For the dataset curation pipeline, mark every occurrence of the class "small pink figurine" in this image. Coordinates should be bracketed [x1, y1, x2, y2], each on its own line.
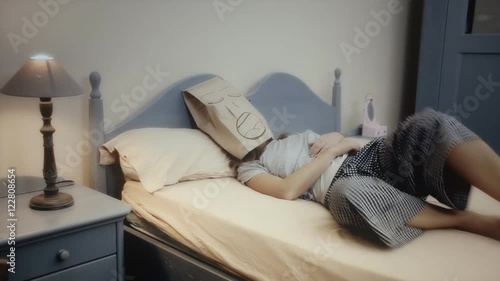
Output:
[362, 94, 388, 138]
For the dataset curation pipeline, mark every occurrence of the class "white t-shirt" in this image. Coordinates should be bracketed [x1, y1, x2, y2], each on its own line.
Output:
[237, 130, 348, 204]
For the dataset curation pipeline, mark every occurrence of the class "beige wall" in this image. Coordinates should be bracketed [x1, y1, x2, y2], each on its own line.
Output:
[0, 0, 413, 187]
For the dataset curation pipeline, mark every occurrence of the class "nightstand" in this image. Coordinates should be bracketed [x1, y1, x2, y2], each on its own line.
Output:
[0, 183, 131, 281]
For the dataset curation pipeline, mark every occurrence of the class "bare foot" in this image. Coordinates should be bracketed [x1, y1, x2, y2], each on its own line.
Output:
[460, 211, 500, 241]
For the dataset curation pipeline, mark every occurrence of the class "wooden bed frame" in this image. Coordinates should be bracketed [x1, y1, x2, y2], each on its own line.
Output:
[88, 69, 343, 280]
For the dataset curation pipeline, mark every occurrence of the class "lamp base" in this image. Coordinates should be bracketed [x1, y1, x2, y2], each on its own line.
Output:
[29, 192, 74, 211]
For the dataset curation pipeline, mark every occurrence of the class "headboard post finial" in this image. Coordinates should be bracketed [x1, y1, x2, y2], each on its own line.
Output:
[89, 71, 106, 194]
[89, 71, 102, 99]
[334, 68, 342, 85]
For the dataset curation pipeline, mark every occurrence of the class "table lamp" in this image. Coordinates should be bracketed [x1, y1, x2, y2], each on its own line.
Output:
[1, 55, 82, 210]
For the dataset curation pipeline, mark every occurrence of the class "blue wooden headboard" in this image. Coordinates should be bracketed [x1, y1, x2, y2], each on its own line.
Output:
[248, 69, 341, 136]
[88, 69, 342, 197]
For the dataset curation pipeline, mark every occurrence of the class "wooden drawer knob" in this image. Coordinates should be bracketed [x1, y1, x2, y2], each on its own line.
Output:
[57, 249, 70, 261]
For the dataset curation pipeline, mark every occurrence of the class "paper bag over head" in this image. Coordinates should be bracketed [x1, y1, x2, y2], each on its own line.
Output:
[183, 77, 273, 159]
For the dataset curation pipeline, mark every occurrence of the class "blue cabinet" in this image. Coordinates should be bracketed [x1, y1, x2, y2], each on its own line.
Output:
[416, 0, 500, 153]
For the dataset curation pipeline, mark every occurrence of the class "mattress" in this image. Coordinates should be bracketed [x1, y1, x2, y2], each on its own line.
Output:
[122, 178, 500, 281]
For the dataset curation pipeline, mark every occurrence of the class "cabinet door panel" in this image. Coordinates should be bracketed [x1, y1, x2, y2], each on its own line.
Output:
[439, 54, 500, 152]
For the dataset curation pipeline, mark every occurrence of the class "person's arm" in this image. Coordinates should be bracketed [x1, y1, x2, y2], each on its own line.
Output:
[246, 138, 359, 200]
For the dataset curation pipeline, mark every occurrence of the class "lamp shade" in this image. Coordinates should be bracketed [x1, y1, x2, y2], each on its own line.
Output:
[1, 56, 82, 98]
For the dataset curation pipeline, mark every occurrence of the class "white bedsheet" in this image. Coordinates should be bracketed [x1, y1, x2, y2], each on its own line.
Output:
[122, 178, 500, 281]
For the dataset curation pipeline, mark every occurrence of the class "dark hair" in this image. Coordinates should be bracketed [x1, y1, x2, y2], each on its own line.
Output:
[228, 133, 289, 170]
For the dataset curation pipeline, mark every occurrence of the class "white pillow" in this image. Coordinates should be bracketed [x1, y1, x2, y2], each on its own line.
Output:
[118, 155, 140, 182]
[99, 128, 236, 193]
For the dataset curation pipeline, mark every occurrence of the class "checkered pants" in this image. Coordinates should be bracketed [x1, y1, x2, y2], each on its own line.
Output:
[324, 109, 479, 248]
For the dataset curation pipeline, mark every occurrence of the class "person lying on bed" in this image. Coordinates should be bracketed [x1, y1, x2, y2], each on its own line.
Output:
[231, 108, 500, 248]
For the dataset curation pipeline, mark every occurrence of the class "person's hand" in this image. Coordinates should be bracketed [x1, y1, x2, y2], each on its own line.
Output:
[309, 132, 344, 157]
[345, 139, 361, 153]
[315, 138, 360, 158]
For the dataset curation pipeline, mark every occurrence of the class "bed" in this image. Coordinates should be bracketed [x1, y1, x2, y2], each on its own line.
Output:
[88, 69, 500, 281]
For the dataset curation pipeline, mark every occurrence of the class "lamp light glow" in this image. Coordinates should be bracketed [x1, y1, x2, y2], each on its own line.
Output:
[30, 54, 54, 60]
